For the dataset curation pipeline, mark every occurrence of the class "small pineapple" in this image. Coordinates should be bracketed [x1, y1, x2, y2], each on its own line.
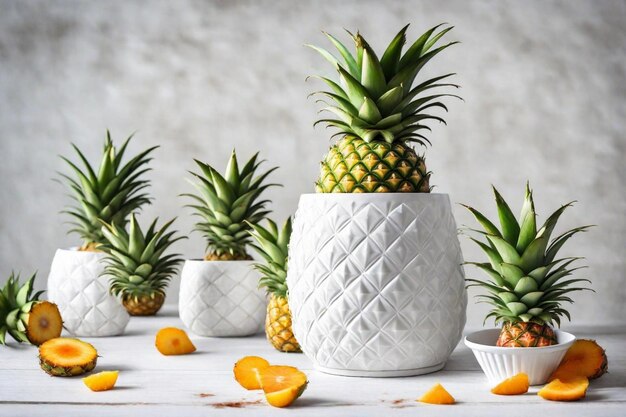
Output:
[184, 150, 278, 260]
[60, 131, 157, 251]
[0, 272, 62, 346]
[248, 218, 301, 353]
[100, 214, 184, 316]
[308, 24, 459, 192]
[464, 183, 592, 347]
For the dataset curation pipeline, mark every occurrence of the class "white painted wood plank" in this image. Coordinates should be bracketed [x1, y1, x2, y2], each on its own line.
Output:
[0, 306, 624, 417]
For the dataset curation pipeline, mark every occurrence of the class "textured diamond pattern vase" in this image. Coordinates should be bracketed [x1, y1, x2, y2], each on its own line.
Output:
[287, 194, 467, 377]
[47, 249, 130, 337]
[179, 260, 265, 337]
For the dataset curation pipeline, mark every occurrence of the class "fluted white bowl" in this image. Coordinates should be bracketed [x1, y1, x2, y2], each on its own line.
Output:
[464, 328, 576, 385]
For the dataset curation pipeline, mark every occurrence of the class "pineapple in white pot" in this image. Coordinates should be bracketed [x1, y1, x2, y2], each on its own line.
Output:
[179, 150, 278, 337]
[47, 131, 157, 336]
[286, 24, 467, 376]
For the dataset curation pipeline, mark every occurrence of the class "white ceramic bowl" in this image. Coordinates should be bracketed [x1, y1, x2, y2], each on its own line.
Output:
[464, 328, 576, 385]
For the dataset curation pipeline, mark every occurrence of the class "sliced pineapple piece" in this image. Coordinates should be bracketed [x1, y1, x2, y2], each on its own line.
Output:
[155, 327, 196, 355]
[26, 301, 63, 346]
[233, 356, 270, 390]
[550, 339, 607, 381]
[419, 383, 455, 405]
[83, 371, 119, 391]
[491, 373, 529, 395]
[39, 338, 97, 377]
[259, 365, 308, 408]
[538, 377, 589, 401]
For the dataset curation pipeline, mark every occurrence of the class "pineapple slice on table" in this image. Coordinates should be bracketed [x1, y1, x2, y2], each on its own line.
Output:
[155, 327, 196, 355]
[419, 383, 455, 405]
[538, 377, 589, 401]
[83, 371, 119, 391]
[491, 373, 529, 395]
[39, 338, 98, 376]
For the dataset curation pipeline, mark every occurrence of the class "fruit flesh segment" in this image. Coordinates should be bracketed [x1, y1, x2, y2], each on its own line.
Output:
[491, 373, 529, 395]
[234, 356, 270, 390]
[419, 383, 455, 405]
[550, 339, 607, 381]
[83, 371, 119, 391]
[155, 327, 196, 355]
[260, 365, 308, 408]
[538, 377, 589, 401]
[27, 301, 63, 346]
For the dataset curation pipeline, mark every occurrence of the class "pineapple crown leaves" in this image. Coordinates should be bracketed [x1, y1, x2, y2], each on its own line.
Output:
[307, 23, 461, 146]
[0, 272, 44, 345]
[247, 217, 292, 297]
[99, 214, 185, 299]
[58, 131, 158, 248]
[183, 149, 280, 259]
[462, 182, 594, 327]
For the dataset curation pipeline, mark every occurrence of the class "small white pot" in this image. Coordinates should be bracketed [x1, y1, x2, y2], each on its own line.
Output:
[464, 328, 576, 385]
[287, 193, 467, 377]
[47, 248, 130, 337]
[178, 260, 265, 337]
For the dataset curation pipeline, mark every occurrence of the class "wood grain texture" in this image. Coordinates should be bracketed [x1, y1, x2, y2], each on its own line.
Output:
[1, 306, 624, 417]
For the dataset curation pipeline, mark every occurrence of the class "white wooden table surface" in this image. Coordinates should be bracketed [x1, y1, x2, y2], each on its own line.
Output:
[1, 305, 624, 417]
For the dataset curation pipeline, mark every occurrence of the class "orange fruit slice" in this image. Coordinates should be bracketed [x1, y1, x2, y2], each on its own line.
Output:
[491, 373, 529, 395]
[538, 377, 589, 401]
[83, 371, 119, 391]
[549, 340, 607, 381]
[260, 365, 308, 408]
[155, 327, 196, 355]
[419, 383, 455, 405]
[233, 356, 270, 390]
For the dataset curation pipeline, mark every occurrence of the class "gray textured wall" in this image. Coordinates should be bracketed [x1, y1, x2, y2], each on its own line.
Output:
[1, 0, 624, 328]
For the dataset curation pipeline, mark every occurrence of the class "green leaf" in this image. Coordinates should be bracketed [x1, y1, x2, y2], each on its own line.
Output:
[516, 183, 536, 252]
[469, 238, 503, 273]
[464, 262, 509, 289]
[487, 235, 522, 265]
[337, 66, 370, 109]
[398, 23, 446, 70]
[498, 292, 518, 303]
[514, 277, 539, 295]
[500, 263, 525, 288]
[380, 24, 408, 80]
[323, 31, 360, 79]
[358, 97, 382, 124]
[375, 86, 404, 115]
[461, 204, 502, 237]
[224, 150, 240, 189]
[506, 302, 528, 315]
[492, 186, 520, 246]
[519, 236, 549, 273]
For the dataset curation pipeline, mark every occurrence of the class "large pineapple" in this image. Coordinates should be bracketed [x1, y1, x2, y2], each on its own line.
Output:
[60, 131, 157, 251]
[464, 184, 592, 347]
[308, 24, 459, 192]
[100, 214, 184, 315]
[248, 218, 301, 353]
[184, 150, 278, 260]
[0, 272, 63, 346]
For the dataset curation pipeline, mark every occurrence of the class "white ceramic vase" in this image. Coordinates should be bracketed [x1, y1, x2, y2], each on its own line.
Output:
[287, 193, 467, 377]
[178, 260, 265, 337]
[47, 248, 130, 337]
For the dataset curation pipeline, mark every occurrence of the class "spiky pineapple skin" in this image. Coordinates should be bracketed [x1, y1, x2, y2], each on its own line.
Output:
[316, 136, 430, 193]
[497, 322, 557, 347]
[266, 295, 301, 353]
[122, 293, 165, 316]
[39, 338, 98, 377]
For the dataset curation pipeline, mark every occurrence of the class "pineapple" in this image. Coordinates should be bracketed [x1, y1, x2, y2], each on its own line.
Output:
[464, 183, 592, 347]
[184, 150, 278, 260]
[100, 214, 184, 316]
[0, 272, 62, 346]
[308, 24, 459, 193]
[83, 371, 119, 391]
[39, 337, 98, 376]
[155, 327, 196, 355]
[248, 218, 301, 353]
[60, 131, 157, 251]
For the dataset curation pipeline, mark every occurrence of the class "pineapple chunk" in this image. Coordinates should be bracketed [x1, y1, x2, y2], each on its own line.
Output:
[259, 365, 308, 408]
[155, 327, 196, 355]
[538, 377, 589, 401]
[26, 301, 63, 346]
[39, 338, 98, 377]
[419, 383, 455, 405]
[233, 356, 270, 390]
[83, 371, 119, 392]
[491, 373, 529, 395]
